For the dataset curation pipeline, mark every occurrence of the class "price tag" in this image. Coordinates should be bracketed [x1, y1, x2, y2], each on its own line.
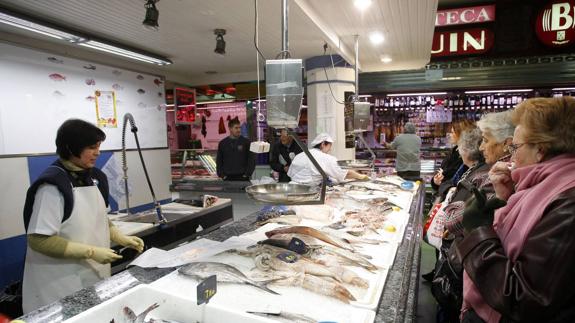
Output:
[288, 237, 307, 254]
[276, 251, 298, 263]
[197, 275, 217, 305]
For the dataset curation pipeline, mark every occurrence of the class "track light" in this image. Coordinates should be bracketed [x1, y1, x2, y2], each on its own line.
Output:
[0, 7, 171, 65]
[142, 0, 159, 31]
[214, 29, 226, 55]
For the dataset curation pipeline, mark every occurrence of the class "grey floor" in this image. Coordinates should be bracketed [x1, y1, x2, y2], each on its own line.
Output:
[417, 242, 438, 323]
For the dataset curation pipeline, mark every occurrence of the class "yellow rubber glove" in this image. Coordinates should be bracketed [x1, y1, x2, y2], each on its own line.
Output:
[27, 234, 122, 264]
[109, 222, 144, 253]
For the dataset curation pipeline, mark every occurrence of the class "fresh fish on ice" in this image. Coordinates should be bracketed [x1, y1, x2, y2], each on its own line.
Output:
[178, 262, 280, 295]
[49, 73, 66, 81]
[121, 302, 159, 323]
[262, 234, 377, 271]
[265, 226, 355, 251]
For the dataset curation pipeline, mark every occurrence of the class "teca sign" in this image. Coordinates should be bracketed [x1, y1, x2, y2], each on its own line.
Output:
[435, 5, 496, 27]
[431, 28, 494, 57]
[536, 0, 575, 47]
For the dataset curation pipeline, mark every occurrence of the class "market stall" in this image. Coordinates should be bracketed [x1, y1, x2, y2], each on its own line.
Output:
[16, 177, 424, 323]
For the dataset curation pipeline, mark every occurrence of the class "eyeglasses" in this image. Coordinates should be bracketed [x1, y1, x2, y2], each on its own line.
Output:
[507, 143, 527, 155]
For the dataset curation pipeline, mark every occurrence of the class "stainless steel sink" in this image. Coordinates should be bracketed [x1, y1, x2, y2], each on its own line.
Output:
[117, 211, 187, 224]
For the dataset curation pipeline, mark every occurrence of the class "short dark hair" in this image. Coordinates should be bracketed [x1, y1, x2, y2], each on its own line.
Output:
[56, 119, 106, 159]
[228, 118, 240, 128]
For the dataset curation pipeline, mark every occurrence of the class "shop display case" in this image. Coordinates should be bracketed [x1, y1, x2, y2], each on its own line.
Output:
[170, 149, 218, 181]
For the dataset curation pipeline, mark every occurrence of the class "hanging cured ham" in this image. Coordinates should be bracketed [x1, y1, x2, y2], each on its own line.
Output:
[218, 116, 226, 134]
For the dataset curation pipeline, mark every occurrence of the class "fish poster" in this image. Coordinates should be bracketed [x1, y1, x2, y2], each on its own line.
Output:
[95, 90, 118, 128]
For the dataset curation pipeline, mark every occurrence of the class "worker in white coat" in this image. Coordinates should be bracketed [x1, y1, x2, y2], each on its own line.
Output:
[288, 133, 368, 186]
[21, 119, 144, 313]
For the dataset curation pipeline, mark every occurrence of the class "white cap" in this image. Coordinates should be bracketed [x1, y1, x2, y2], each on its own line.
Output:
[310, 133, 334, 146]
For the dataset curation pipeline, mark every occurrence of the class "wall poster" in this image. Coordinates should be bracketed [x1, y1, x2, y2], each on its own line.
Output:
[95, 90, 118, 128]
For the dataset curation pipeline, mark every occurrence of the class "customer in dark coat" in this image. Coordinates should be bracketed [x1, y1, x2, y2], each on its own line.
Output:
[216, 118, 255, 181]
[432, 120, 476, 199]
[269, 129, 302, 182]
[458, 97, 575, 322]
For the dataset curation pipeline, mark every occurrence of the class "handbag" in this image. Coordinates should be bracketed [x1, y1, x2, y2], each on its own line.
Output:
[431, 237, 464, 318]
[423, 187, 456, 249]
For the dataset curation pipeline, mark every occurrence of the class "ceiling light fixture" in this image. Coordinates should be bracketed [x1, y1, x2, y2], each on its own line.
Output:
[387, 92, 447, 97]
[354, 0, 372, 10]
[369, 32, 384, 45]
[0, 10, 85, 42]
[142, 0, 159, 31]
[0, 7, 171, 65]
[78, 40, 172, 65]
[464, 89, 533, 94]
[552, 87, 575, 91]
[380, 56, 392, 63]
[214, 29, 226, 55]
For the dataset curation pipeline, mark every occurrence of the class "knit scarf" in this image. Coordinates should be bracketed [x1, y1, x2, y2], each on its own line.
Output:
[462, 154, 575, 322]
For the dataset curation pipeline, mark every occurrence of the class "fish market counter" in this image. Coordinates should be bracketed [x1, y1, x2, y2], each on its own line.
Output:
[17, 182, 424, 323]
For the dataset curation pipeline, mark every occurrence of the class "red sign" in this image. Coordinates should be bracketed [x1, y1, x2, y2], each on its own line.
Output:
[435, 5, 496, 27]
[535, 0, 575, 47]
[431, 28, 494, 57]
[175, 87, 196, 124]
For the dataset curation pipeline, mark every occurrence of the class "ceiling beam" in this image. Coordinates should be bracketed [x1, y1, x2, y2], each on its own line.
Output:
[293, 0, 360, 70]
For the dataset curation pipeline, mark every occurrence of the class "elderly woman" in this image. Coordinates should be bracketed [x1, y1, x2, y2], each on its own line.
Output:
[477, 110, 514, 165]
[432, 119, 476, 193]
[457, 97, 575, 322]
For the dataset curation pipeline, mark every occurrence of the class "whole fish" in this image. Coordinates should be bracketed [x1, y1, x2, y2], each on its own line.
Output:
[122, 303, 159, 323]
[241, 246, 341, 282]
[137, 88, 146, 94]
[248, 244, 368, 288]
[263, 234, 377, 271]
[153, 78, 163, 86]
[321, 227, 383, 245]
[178, 262, 279, 295]
[49, 73, 66, 81]
[265, 226, 354, 251]
[256, 214, 301, 226]
[248, 311, 316, 323]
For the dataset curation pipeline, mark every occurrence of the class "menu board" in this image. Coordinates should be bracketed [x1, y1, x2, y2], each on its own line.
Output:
[175, 87, 196, 124]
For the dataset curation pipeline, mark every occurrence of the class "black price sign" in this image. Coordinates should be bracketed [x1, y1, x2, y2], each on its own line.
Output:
[197, 275, 217, 305]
